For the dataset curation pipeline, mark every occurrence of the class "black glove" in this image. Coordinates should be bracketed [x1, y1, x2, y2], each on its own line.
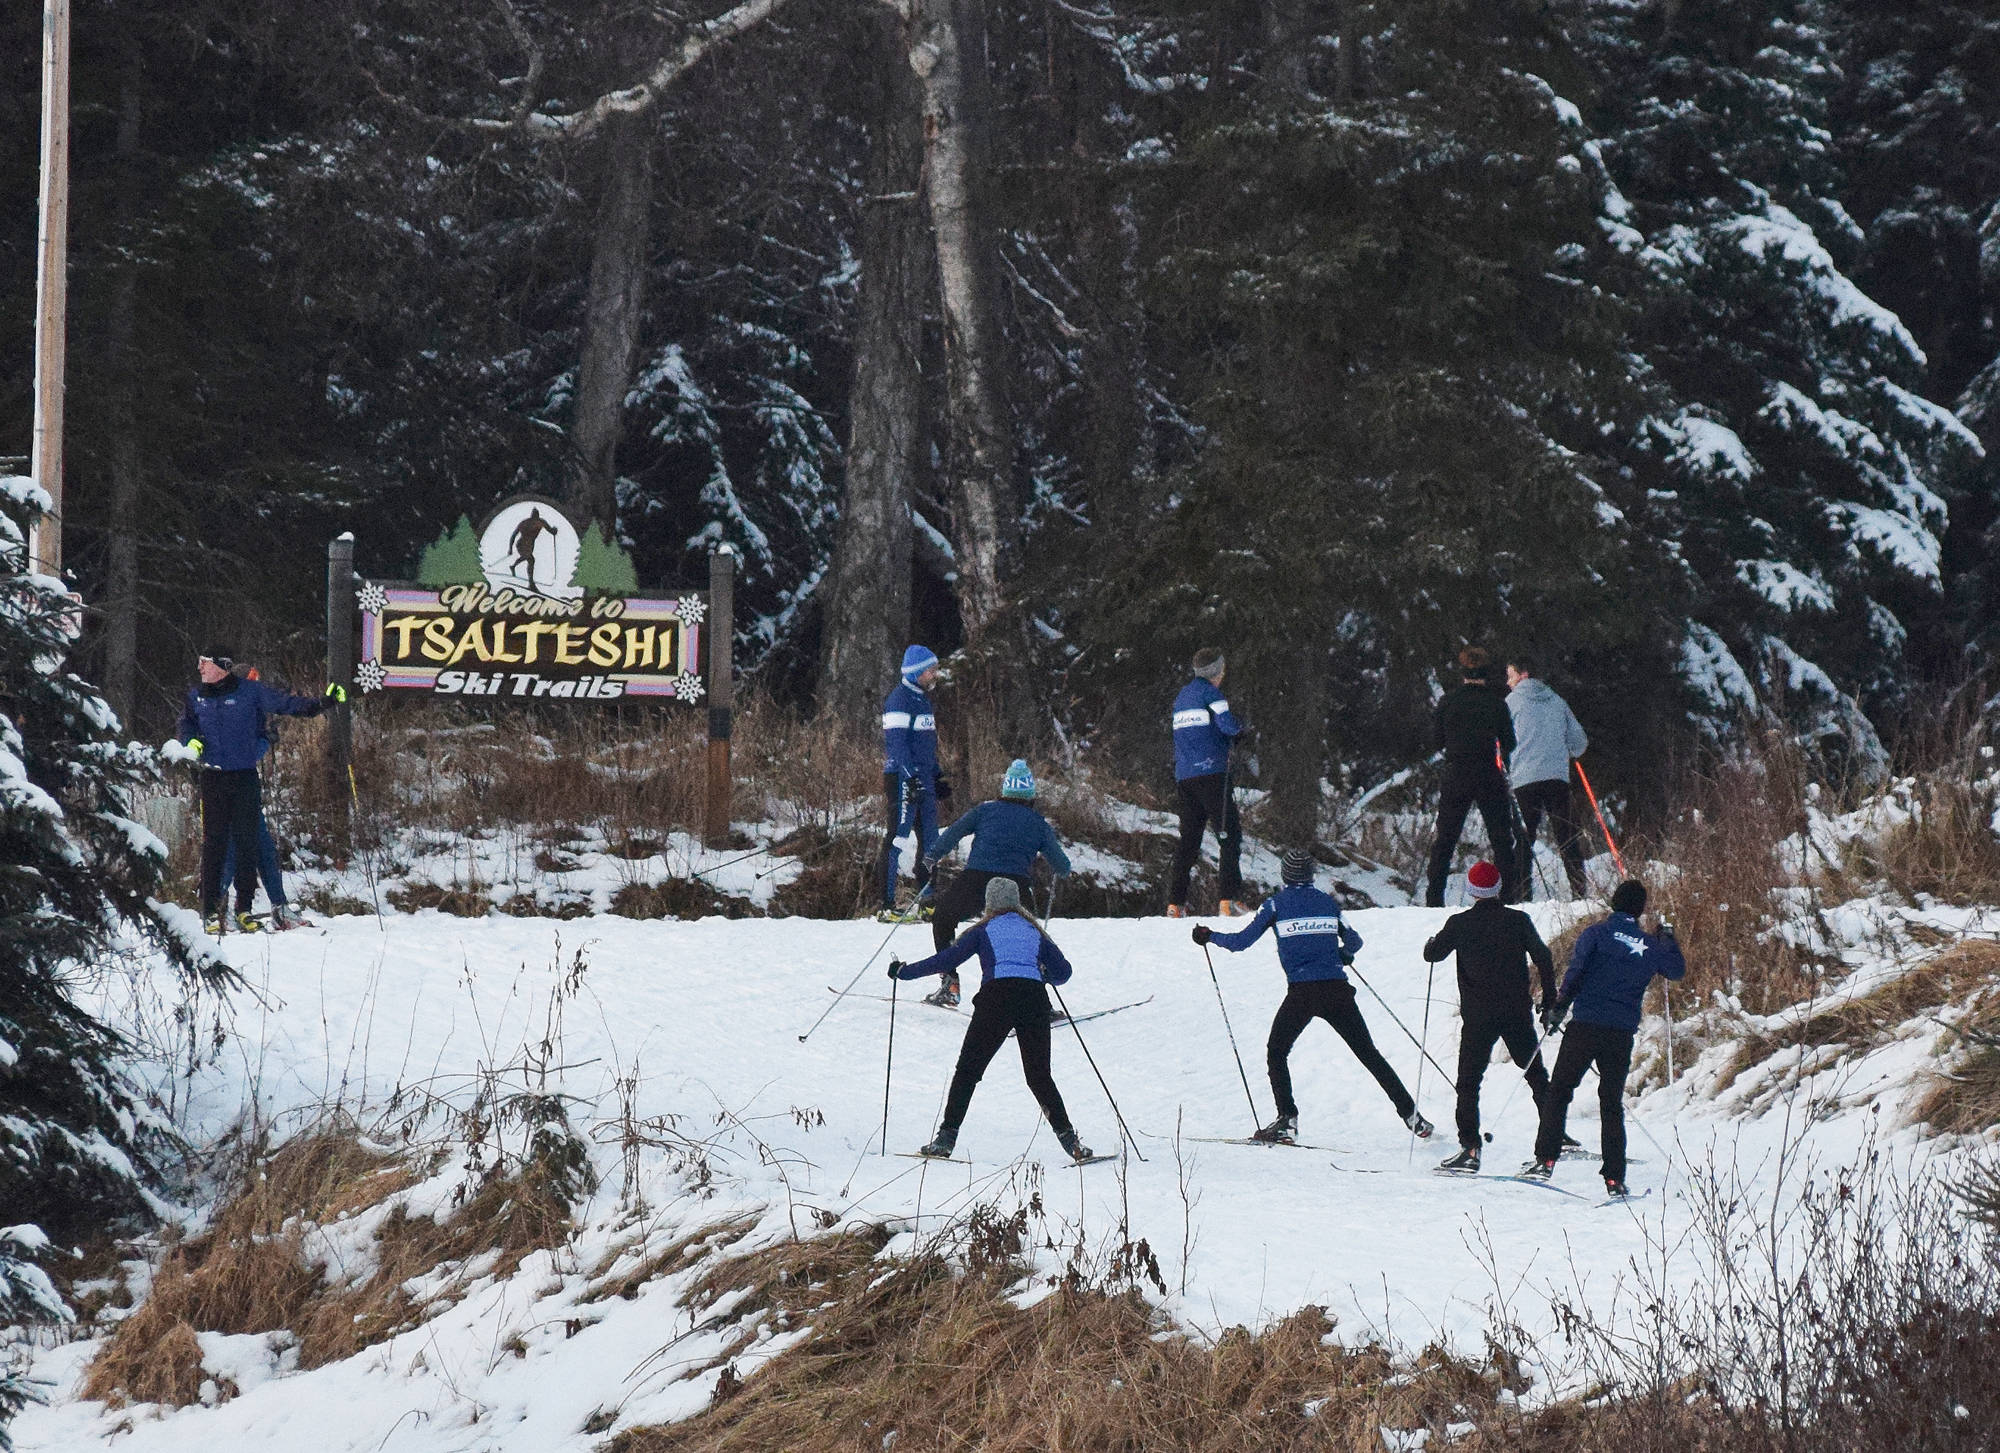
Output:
[933, 773, 952, 804]
[1191, 924, 1212, 946]
[888, 957, 905, 980]
[1540, 998, 1568, 1035]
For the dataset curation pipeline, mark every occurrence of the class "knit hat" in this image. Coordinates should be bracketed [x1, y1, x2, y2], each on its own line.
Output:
[1001, 759, 1037, 800]
[984, 877, 1023, 914]
[199, 648, 236, 672]
[901, 644, 939, 682]
[1191, 647, 1226, 683]
[1281, 848, 1315, 886]
[1610, 880, 1647, 916]
[1466, 861, 1502, 899]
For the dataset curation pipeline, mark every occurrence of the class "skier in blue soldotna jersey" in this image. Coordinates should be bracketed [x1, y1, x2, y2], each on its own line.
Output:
[1169, 646, 1245, 917]
[879, 644, 951, 921]
[1195, 849, 1433, 1144]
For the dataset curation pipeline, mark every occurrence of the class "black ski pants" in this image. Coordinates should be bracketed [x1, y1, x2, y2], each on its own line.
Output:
[1267, 978, 1415, 1122]
[1455, 1005, 1549, 1152]
[932, 869, 1033, 956]
[940, 977, 1074, 1137]
[1515, 779, 1588, 895]
[1425, 769, 1518, 907]
[1534, 1020, 1634, 1180]
[879, 771, 938, 909]
[1170, 772, 1242, 907]
[199, 768, 264, 918]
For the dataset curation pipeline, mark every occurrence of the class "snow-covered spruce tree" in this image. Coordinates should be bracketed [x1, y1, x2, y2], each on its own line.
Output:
[1576, 0, 1986, 753]
[0, 481, 226, 1327]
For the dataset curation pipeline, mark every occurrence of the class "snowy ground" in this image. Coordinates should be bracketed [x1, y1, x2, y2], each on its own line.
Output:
[13, 901, 1981, 1452]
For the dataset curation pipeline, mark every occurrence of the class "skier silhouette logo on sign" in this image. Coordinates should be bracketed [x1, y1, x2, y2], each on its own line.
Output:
[508, 509, 555, 593]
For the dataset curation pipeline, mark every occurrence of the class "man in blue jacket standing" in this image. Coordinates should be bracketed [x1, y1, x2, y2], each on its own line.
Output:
[1523, 880, 1685, 1196]
[1169, 646, 1244, 918]
[880, 644, 950, 921]
[920, 759, 1071, 1007]
[176, 649, 342, 933]
[1195, 849, 1433, 1144]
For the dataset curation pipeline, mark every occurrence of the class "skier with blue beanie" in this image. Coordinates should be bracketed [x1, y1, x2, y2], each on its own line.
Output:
[1195, 848, 1432, 1144]
[920, 759, 1072, 1006]
[1523, 879, 1684, 1197]
[891, 876, 1094, 1163]
[1169, 646, 1245, 917]
[879, 644, 949, 920]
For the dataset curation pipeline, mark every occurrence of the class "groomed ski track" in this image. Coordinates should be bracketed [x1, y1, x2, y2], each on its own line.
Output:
[19, 903, 1959, 1452]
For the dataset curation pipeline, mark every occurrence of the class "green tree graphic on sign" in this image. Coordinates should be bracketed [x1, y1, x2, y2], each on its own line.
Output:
[418, 516, 483, 586]
[572, 521, 639, 595]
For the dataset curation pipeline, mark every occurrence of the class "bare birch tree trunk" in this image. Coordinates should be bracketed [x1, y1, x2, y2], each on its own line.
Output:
[819, 12, 928, 725]
[101, 62, 144, 730]
[567, 110, 655, 533]
[904, 0, 1015, 651]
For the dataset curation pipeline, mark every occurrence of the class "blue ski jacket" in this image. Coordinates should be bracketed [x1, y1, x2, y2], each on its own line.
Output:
[1559, 913, 1686, 1033]
[895, 911, 1073, 988]
[1207, 885, 1362, 984]
[176, 676, 325, 772]
[929, 800, 1072, 878]
[882, 680, 938, 778]
[1172, 678, 1242, 781]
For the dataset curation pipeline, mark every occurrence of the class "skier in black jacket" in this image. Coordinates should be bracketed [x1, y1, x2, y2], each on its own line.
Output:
[1424, 648, 1519, 907]
[1422, 860, 1557, 1173]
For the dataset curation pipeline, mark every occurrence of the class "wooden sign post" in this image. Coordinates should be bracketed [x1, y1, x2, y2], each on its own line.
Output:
[705, 545, 736, 848]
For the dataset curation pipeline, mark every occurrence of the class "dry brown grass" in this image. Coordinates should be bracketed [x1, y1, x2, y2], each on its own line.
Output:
[610, 880, 756, 921]
[1914, 961, 2000, 1135]
[610, 1225, 1504, 1453]
[81, 1127, 581, 1409]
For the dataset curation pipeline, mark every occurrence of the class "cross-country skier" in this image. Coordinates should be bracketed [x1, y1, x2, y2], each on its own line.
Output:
[880, 645, 951, 921]
[1422, 860, 1557, 1174]
[1194, 848, 1433, 1144]
[1505, 656, 1590, 898]
[1522, 880, 1685, 1197]
[1169, 646, 1244, 918]
[1424, 647, 1518, 908]
[176, 650, 344, 934]
[217, 705, 306, 930]
[508, 508, 554, 593]
[919, 759, 1072, 1008]
[891, 877, 1095, 1163]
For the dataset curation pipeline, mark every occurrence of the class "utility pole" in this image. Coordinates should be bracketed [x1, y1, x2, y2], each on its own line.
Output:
[31, 0, 72, 577]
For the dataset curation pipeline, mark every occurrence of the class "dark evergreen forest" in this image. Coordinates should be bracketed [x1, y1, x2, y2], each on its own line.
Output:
[2, 0, 1995, 809]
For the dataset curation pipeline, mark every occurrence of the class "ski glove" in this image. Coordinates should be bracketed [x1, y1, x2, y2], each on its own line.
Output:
[186, 739, 203, 760]
[1540, 999, 1569, 1035]
[1190, 925, 1212, 946]
[888, 957, 906, 980]
[934, 774, 952, 804]
[325, 683, 348, 705]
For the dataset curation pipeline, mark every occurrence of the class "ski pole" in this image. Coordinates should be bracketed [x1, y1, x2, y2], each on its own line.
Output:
[1574, 762, 1628, 877]
[1047, 979, 1145, 1162]
[1343, 962, 1456, 1085]
[1664, 985, 1674, 1082]
[799, 916, 906, 1042]
[1410, 955, 1437, 1161]
[1201, 944, 1262, 1132]
[880, 972, 898, 1153]
[348, 763, 385, 930]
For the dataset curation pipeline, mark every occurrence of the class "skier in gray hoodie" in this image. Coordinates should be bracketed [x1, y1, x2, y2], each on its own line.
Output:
[1505, 657, 1589, 897]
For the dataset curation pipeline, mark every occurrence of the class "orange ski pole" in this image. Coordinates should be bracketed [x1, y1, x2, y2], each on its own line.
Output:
[1574, 761, 1628, 877]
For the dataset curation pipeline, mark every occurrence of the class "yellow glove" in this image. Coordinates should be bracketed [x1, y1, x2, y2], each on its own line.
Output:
[324, 683, 348, 705]
[187, 738, 204, 759]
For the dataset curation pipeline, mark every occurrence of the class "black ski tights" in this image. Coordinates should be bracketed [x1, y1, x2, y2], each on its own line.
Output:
[1266, 979, 1415, 1122]
[939, 977, 1075, 1137]
[199, 768, 263, 917]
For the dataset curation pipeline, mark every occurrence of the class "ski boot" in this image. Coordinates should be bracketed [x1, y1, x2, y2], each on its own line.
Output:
[1250, 1113, 1298, 1145]
[1057, 1129, 1094, 1163]
[234, 912, 264, 934]
[917, 1126, 958, 1159]
[1558, 1132, 1586, 1156]
[1217, 899, 1246, 917]
[1403, 1109, 1434, 1139]
[1165, 904, 1186, 919]
[1438, 1146, 1481, 1175]
[1517, 1158, 1556, 1181]
[923, 975, 961, 1009]
[203, 913, 227, 936]
[1602, 1176, 1631, 1199]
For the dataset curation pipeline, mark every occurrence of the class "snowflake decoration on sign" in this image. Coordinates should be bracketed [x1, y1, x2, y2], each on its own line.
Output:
[674, 595, 708, 628]
[356, 661, 387, 694]
[672, 671, 706, 703]
[356, 581, 388, 615]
